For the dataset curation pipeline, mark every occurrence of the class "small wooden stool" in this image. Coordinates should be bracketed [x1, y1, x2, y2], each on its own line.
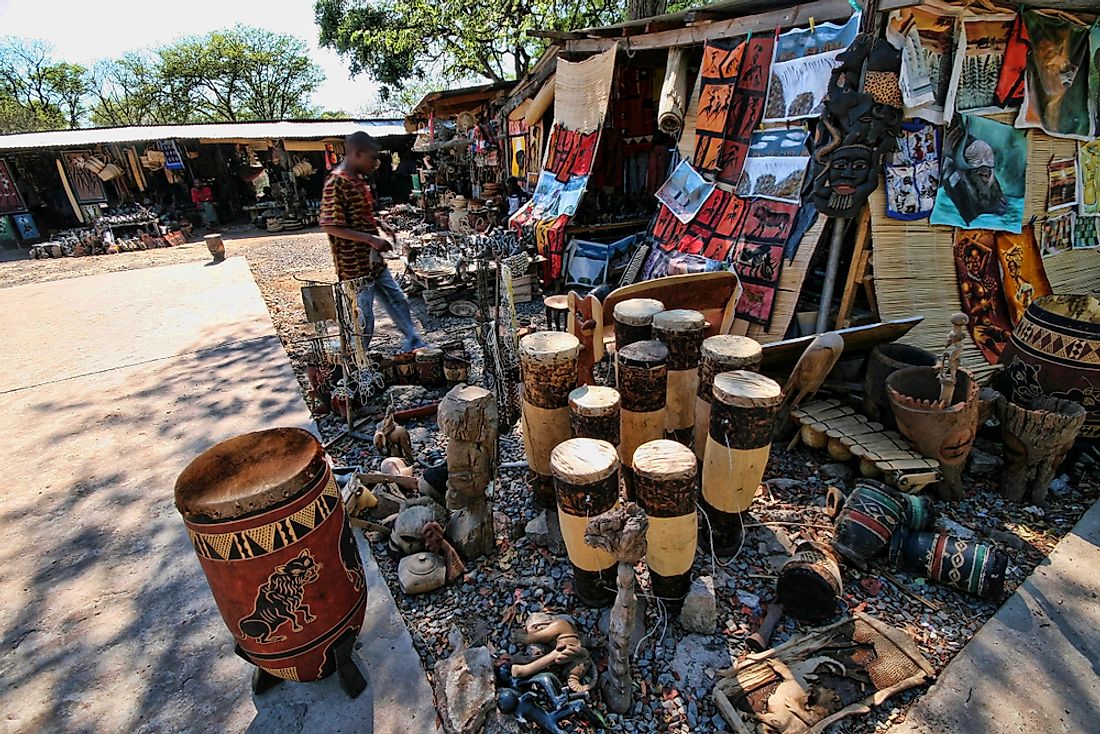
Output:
[543, 294, 569, 331]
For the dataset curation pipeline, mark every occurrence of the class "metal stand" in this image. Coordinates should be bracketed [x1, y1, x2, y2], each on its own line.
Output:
[815, 217, 847, 334]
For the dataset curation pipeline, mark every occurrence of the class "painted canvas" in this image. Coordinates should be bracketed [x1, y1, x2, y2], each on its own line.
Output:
[764, 12, 861, 123]
[1081, 140, 1100, 217]
[656, 160, 716, 224]
[1015, 12, 1093, 141]
[885, 119, 940, 220]
[0, 160, 25, 214]
[1040, 211, 1075, 257]
[732, 199, 798, 325]
[61, 151, 106, 203]
[650, 187, 748, 262]
[734, 129, 810, 204]
[887, 6, 961, 124]
[1047, 157, 1078, 211]
[955, 15, 1015, 114]
[953, 229, 1013, 363]
[930, 114, 1027, 233]
[1073, 214, 1099, 249]
[993, 13, 1029, 108]
[1091, 24, 1100, 135]
[995, 227, 1052, 324]
[0, 216, 16, 245]
[692, 39, 746, 174]
[11, 212, 40, 241]
[716, 37, 775, 186]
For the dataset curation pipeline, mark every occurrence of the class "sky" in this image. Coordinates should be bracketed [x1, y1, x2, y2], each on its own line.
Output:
[0, 0, 384, 116]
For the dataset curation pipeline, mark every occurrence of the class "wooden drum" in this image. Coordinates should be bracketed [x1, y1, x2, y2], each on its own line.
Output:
[520, 331, 581, 509]
[694, 336, 763, 461]
[551, 438, 620, 607]
[633, 439, 698, 609]
[700, 371, 782, 553]
[617, 340, 669, 499]
[174, 428, 367, 693]
[613, 298, 665, 352]
[569, 385, 621, 446]
[652, 309, 707, 445]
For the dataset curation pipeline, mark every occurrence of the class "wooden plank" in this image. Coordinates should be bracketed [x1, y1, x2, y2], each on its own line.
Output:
[760, 316, 923, 368]
[527, 30, 585, 40]
[835, 204, 872, 330]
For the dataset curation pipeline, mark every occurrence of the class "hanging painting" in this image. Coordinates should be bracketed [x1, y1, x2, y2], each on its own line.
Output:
[0, 216, 16, 246]
[11, 212, 39, 242]
[764, 12, 861, 124]
[1073, 215, 1099, 249]
[995, 227, 1053, 324]
[993, 13, 1029, 108]
[930, 114, 1027, 233]
[734, 129, 810, 204]
[1047, 157, 1078, 211]
[0, 160, 25, 214]
[886, 5, 961, 124]
[692, 38, 746, 175]
[1040, 211, 1075, 257]
[716, 37, 775, 186]
[656, 160, 716, 224]
[953, 229, 1014, 363]
[1090, 23, 1100, 134]
[732, 199, 798, 325]
[955, 15, 1015, 114]
[1015, 12, 1094, 141]
[1080, 140, 1100, 217]
[649, 187, 749, 263]
[159, 139, 186, 170]
[61, 151, 106, 204]
[885, 119, 940, 220]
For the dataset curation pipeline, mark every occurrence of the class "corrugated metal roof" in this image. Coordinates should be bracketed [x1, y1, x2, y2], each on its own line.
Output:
[0, 119, 411, 152]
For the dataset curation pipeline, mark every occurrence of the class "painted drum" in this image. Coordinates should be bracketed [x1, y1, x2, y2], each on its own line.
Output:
[831, 481, 934, 568]
[776, 541, 843, 622]
[898, 531, 1008, 600]
[694, 335, 763, 461]
[652, 309, 707, 445]
[393, 352, 417, 384]
[613, 298, 666, 352]
[569, 385, 621, 446]
[996, 294, 1100, 440]
[174, 428, 367, 685]
[617, 340, 669, 500]
[520, 331, 581, 509]
[414, 347, 445, 387]
[551, 438, 620, 607]
[701, 371, 782, 554]
[633, 439, 698, 609]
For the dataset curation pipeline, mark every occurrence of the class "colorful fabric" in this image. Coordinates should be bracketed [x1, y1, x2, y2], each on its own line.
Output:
[320, 170, 385, 282]
[656, 160, 715, 224]
[734, 129, 809, 204]
[692, 39, 746, 174]
[953, 229, 1013, 363]
[885, 119, 940, 220]
[0, 160, 25, 214]
[931, 114, 1027, 233]
[1075, 214, 1100, 249]
[641, 246, 726, 281]
[955, 15, 1015, 114]
[732, 200, 798, 325]
[716, 37, 774, 186]
[650, 187, 749, 262]
[886, 6, 960, 124]
[1040, 211, 1076, 257]
[12, 212, 39, 241]
[993, 13, 1029, 108]
[995, 226, 1053, 324]
[1016, 11, 1094, 140]
[1048, 157, 1078, 211]
[61, 151, 106, 203]
[1080, 139, 1100, 217]
[764, 12, 861, 124]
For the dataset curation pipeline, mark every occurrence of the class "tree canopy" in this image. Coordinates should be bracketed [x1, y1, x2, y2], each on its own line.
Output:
[314, 0, 622, 100]
[0, 38, 92, 133]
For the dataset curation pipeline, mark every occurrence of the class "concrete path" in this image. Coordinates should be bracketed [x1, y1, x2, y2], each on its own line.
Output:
[890, 498, 1100, 734]
[0, 258, 439, 734]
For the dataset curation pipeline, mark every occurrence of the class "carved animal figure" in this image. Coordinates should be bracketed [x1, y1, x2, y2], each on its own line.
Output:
[238, 550, 322, 644]
[511, 613, 596, 693]
[374, 407, 413, 463]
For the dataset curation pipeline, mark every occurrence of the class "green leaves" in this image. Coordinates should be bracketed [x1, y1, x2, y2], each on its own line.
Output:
[0, 38, 91, 132]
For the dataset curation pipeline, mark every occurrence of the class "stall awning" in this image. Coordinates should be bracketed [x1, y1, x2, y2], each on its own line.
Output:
[0, 119, 410, 152]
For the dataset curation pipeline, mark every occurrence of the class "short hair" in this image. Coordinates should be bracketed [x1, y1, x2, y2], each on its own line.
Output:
[345, 131, 379, 153]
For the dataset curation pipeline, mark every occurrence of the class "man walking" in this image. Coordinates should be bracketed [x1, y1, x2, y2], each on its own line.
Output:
[320, 132, 427, 353]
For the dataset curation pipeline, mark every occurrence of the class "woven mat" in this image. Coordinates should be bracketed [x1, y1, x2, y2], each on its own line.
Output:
[555, 46, 617, 133]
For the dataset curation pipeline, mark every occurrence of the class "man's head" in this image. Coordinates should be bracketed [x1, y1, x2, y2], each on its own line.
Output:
[344, 132, 380, 175]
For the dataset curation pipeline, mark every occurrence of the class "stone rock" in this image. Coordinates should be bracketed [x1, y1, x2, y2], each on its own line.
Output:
[968, 447, 1002, 477]
[433, 646, 495, 734]
[820, 463, 853, 482]
[446, 504, 495, 559]
[938, 518, 976, 540]
[680, 576, 717, 634]
[390, 500, 448, 556]
[525, 510, 566, 555]
[483, 709, 521, 734]
[669, 634, 732, 692]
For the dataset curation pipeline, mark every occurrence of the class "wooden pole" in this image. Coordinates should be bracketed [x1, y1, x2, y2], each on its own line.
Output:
[815, 217, 847, 334]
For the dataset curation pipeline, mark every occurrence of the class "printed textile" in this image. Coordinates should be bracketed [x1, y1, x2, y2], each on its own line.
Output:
[764, 13, 861, 124]
[955, 15, 1015, 114]
[993, 13, 1029, 108]
[1015, 11, 1094, 141]
[692, 39, 746, 175]
[995, 227, 1053, 324]
[952, 229, 1014, 363]
[1079, 140, 1100, 217]
[885, 119, 940, 220]
[735, 129, 810, 204]
[732, 200, 798, 325]
[0, 160, 25, 214]
[886, 6, 961, 124]
[656, 160, 715, 224]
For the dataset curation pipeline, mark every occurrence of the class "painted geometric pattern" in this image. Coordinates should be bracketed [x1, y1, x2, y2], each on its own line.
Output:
[1014, 319, 1100, 367]
[265, 666, 300, 681]
[188, 481, 340, 561]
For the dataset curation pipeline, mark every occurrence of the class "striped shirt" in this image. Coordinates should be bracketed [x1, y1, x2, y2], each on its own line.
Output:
[320, 170, 386, 282]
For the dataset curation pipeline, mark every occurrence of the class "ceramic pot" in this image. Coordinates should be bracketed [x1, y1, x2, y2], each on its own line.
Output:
[398, 552, 446, 594]
[996, 294, 1100, 441]
[898, 531, 1007, 600]
[862, 343, 937, 427]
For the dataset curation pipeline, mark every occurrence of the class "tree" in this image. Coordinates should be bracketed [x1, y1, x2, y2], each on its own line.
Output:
[315, 0, 621, 100]
[0, 38, 91, 132]
[90, 53, 196, 127]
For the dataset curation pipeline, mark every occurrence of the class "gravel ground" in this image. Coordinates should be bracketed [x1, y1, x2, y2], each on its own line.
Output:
[7, 227, 1097, 734]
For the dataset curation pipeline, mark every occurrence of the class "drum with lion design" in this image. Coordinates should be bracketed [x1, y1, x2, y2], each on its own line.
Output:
[174, 427, 367, 683]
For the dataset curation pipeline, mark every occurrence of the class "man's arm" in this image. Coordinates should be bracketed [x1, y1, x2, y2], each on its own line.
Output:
[321, 224, 392, 251]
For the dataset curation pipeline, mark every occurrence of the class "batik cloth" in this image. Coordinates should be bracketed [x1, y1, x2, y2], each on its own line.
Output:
[995, 226, 1053, 324]
[953, 229, 1014, 363]
[885, 119, 940, 220]
[732, 200, 798, 326]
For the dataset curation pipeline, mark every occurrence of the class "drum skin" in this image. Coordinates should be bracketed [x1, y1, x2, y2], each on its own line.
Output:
[175, 428, 367, 683]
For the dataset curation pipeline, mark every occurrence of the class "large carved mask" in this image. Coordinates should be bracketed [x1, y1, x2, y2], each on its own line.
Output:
[811, 34, 903, 218]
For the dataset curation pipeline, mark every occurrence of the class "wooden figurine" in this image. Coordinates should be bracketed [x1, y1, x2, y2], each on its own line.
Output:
[567, 290, 603, 386]
[936, 313, 968, 408]
[374, 406, 414, 463]
[511, 613, 596, 693]
[695, 335, 763, 462]
[652, 309, 707, 445]
[437, 384, 498, 559]
[584, 502, 649, 715]
[775, 332, 844, 434]
[617, 340, 669, 500]
[550, 438, 620, 607]
[520, 332, 581, 509]
[996, 396, 1086, 503]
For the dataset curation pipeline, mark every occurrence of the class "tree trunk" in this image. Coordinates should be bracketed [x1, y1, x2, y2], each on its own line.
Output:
[628, 0, 668, 21]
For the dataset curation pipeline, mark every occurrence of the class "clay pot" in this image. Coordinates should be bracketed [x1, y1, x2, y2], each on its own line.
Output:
[897, 531, 1007, 600]
[996, 396, 1086, 504]
[398, 552, 446, 594]
[996, 295, 1100, 441]
[776, 541, 843, 622]
[862, 343, 937, 427]
[887, 366, 979, 501]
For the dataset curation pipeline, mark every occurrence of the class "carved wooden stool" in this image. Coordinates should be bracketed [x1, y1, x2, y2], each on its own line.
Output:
[543, 294, 570, 331]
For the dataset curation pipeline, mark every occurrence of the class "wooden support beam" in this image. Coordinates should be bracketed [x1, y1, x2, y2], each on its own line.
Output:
[835, 205, 872, 330]
[527, 30, 585, 40]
